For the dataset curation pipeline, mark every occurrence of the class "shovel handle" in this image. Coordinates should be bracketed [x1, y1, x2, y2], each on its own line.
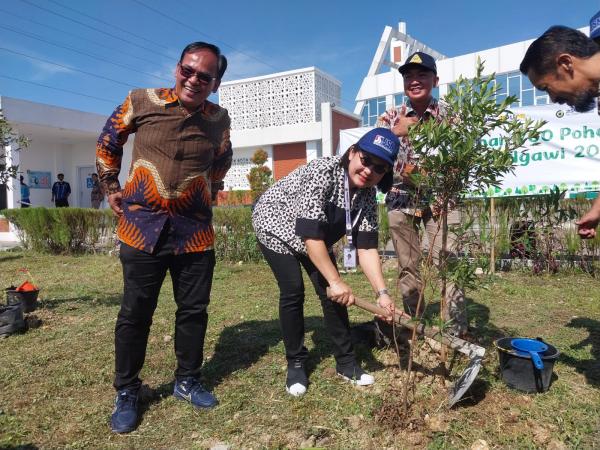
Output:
[352, 296, 485, 358]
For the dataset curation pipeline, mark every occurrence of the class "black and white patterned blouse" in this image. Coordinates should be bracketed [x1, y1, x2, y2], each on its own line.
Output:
[252, 156, 379, 255]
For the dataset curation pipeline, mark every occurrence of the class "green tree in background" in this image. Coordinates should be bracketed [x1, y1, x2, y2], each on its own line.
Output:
[1, 109, 29, 184]
[247, 148, 273, 201]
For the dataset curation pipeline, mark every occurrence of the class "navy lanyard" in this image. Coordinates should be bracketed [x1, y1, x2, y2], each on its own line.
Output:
[344, 173, 361, 247]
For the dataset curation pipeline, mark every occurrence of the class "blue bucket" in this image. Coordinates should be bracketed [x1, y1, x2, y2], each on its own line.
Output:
[495, 337, 559, 393]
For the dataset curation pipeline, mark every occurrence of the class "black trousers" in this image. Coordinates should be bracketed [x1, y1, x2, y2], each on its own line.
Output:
[55, 199, 69, 207]
[114, 241, 215, 391]
[259, 243, 355, 368]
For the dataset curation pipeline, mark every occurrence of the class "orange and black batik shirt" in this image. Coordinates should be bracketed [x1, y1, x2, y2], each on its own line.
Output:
[96, 88, 232, 255]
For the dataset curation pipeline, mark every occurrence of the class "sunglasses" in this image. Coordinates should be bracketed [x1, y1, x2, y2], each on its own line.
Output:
[178, 63, 217, 85]
[358, 152, 390, 174]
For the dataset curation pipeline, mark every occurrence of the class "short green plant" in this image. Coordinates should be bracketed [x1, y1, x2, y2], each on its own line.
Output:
[213, 206, 262, 262]
[246, 148, 273, 201]
[525, 186, 579, 274]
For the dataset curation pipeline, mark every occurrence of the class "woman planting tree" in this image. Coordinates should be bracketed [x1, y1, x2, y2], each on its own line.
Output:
[252, 128, 406, 397]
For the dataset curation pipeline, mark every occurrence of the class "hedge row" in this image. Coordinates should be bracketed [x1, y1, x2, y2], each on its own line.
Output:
[2, 205, 391, 260]
[1, 207, 117, 254]
[212, 206, 262, 262]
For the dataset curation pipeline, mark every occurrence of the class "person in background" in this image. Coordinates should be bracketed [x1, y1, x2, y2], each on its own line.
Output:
[519, 26, 600, 239]
[97, 41, 231, 434]
[90, 173, 104, 209]
[20, 175, 30, 208]
[252, 128, 404, 397]
[377, 51, 467, 337]
[51, 173, 71, 207]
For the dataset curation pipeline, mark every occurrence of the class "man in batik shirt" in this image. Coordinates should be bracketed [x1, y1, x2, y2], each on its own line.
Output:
[377, 51, 467, 337]
[97, 42, 232, 433]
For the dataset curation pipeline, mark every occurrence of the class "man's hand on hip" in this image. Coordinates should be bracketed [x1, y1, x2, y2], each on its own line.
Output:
[108, 191, 124, 217]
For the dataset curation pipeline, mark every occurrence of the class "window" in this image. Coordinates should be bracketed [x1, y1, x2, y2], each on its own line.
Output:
[442, 71, 550, 107]
[493, 71, 549, 107]
[360, 96, 387, 126]
[393, 88, 438, 109]
[394, 93, 406, 107]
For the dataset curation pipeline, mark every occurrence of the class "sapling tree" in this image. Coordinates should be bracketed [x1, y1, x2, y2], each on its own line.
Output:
[396, 59, 545, 415]
[0, 109, 29, 185]
[246, 148, 273, 201]
[409, 59, 545, 314]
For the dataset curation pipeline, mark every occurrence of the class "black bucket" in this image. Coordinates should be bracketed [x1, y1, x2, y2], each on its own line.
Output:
[495, 337, 559, 393]
[0, 304, 25, 336]
[6, 288, 39, 313]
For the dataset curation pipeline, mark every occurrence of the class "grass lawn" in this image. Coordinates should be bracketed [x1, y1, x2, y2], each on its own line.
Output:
[1, 250, 599, 449]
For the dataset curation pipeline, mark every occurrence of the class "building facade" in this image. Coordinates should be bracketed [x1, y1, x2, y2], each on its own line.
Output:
[219, 66, 360, 191]
[0, 96, 134, 211]
[354, 22, 591, 126]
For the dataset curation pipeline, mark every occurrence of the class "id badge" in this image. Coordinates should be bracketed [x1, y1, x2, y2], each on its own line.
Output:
[343, 244, 357, 269]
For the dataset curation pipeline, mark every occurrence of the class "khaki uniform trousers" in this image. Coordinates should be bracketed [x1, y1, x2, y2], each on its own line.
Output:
[388, 208, 467, 334]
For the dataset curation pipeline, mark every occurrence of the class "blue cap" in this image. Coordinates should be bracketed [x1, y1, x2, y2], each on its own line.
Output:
[356, 128, 400, 166]
[591, 10, 600, 41]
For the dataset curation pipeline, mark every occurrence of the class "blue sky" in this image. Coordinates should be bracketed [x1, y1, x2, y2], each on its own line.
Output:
[0, 0, 598, 116]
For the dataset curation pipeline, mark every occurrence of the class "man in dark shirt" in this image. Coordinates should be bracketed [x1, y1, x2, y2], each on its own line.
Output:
[96, 41, 232, 433]
[51, 173, 71, 207]
[520, 26, 600, 240]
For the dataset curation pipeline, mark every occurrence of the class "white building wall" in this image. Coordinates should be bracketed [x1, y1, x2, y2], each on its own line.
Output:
[306, 140, 320, 162]
[220, 67, 342, 132]
[1, 96, 134, 210]
[19, 140, 67, 208]
[314, 71, 342, 121]
[224, 145, 273, 191]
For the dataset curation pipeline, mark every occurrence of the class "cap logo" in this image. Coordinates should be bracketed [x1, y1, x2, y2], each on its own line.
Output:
[373, 134, 394, 154]
[410, 54, 423, 64]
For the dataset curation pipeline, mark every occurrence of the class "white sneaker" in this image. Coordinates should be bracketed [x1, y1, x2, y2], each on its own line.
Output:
[337, 365, 375, 386]
[286, 360, 308, 396]
[286, 383, 307, 396]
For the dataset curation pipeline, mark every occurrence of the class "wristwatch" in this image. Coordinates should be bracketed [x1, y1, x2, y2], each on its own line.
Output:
[375, 288, 389, 299]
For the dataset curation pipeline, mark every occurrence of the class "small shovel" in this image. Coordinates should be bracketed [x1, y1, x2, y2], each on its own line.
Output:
[350, 296, 485, 407]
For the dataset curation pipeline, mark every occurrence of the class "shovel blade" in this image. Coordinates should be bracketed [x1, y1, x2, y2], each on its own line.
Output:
[447, 355, 483, 407]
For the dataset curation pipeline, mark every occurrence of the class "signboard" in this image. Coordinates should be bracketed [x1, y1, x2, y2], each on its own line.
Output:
[480, 104, 600, 197]
[339, 103, 600, 198]
[27, 171, 51, 189]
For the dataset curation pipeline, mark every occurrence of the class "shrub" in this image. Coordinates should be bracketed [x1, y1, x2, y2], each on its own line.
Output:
[1, 207, 116, 254]
[216, 189, 252, 206]
[213, 206, 262, 262]
[247, 149, 273, 201]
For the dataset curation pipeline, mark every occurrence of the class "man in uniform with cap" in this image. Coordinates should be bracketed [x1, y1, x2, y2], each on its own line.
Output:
[376, 51, 468, 337]
[520, 26, 600, 239]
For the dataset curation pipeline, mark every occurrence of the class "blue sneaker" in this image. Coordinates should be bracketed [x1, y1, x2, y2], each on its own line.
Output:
[110, 389, 139, 433]
[173, 377, 218, 409]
